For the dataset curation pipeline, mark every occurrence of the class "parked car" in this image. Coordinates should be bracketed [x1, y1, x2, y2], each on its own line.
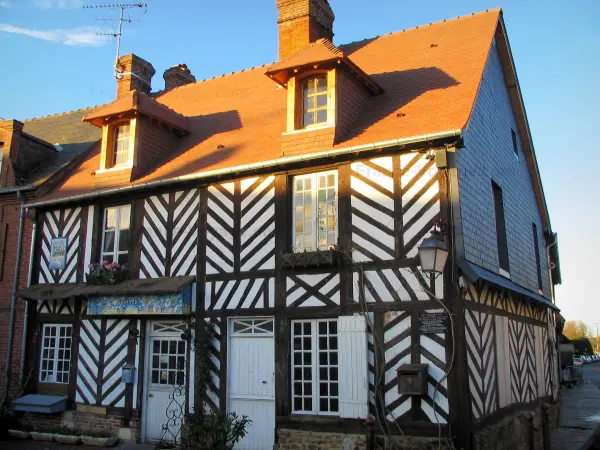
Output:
[574, 357, 583, 367]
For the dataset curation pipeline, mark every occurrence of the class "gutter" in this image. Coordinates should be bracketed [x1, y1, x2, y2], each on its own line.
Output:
[2, 191, 26, 407]
[28, 129, 462, 208]
[0, 185, 34, 195]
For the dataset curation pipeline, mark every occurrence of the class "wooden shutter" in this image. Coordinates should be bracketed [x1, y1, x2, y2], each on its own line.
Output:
[338, 315, 368, 418]
[495, 315, 511, 408]
[0, 221, 7, 280]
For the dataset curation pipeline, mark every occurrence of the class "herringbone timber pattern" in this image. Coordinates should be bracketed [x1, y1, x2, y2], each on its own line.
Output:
[39, 208, 82, 284]
[100, 319, 129, 407]
[76, 319, 101, 404]
[240, 176, 276, 271]
[383, 311, 411, 421]
[171, 189, 200, 276]
[206, 183, 235, 274]
[350, 157, 395, 262]
[420, 310, 449, 424]
[465, 309, 498, 419]
[140, 194, 169, 279]
[205, 278, 275, 310]
[353, 268, 442, 303]
[400, 153, 440, 257]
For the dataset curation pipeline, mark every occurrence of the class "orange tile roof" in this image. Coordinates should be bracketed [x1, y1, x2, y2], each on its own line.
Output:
[35, 8, 501, 203]
[84, 91, 189, 132]
[267, 38, 344, 73]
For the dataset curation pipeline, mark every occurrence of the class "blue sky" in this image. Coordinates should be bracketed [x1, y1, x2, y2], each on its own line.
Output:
[1, 1, 598, 326]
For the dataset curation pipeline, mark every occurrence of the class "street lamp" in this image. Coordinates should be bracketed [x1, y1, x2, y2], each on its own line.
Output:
[418, 229, 449, 275]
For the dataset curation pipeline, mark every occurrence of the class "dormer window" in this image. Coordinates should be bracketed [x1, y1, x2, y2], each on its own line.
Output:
[302, 76, 328, 127]
[112, 123, 131, 167]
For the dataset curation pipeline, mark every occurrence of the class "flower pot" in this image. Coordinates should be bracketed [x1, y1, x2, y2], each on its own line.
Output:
[55, 434, 82, 444]
[81, 436, 118, 447]
[8, 429, 31, 439]
[30, 431, 55, 441]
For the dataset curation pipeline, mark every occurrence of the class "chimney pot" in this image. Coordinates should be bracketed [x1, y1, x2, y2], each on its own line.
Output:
[163, 64, 196, 90]
[116, 53, 156, 99]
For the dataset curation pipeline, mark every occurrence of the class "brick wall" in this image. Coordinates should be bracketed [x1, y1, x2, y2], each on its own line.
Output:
[281, 126, 335, 156]
[133, 115, 179, 180]
[459, 41, 551, 296]
[336, 68, 370, 142]
[0, 193, 34, 404]
[94, 167, 133, 189]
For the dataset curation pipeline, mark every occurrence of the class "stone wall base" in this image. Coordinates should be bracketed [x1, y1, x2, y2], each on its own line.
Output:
[276, 429, 455, 450]
[472, 401, 560, 450]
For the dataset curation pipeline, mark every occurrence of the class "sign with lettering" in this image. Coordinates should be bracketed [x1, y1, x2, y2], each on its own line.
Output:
[87, 285, 193, 316]
[417, 312, 449, 334]
[49, 237, 68, 270]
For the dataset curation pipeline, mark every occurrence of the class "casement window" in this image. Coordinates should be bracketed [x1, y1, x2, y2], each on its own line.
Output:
[292, 319, 339, 415]
[291, 316, 368, 418]
[492, 182, 510, 275]
[293, 171, 338, 252]
[532, 223, 543, 291]
[112, 123, 131, 167]
[302, 76, 328, 127]
[511, 129, 518, 156]
[101, 205, 131, 265]
[39, 324, 72, 384]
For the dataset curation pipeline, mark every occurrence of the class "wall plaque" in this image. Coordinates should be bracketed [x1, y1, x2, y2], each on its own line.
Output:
[49, 237, 68, 270]
[417, 312, 449, 334]
[87, 285, 192, 315]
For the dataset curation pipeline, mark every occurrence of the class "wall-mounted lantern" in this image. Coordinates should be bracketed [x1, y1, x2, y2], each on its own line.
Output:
[121, 363, 136, 384]
[418, 229, 449, 276]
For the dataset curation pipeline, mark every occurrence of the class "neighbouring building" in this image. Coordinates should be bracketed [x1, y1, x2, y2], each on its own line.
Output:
[0, 112, 100, 406]
[12, 2, 561, 449]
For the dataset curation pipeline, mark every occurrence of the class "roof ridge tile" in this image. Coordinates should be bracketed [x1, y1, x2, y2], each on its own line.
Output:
[23, 104, 107, 123]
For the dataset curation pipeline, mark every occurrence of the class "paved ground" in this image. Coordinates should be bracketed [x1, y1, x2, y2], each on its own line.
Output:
[549, 363, 600, 450]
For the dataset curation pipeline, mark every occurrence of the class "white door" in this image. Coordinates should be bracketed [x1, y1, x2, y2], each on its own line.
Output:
[228, 318, 275, 450]
[144, 322, 187, 442]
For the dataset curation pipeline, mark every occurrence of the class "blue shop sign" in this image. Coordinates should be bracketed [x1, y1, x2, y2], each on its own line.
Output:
[88, 284, 192, 315]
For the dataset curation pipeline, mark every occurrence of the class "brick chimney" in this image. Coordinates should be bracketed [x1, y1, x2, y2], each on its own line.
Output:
[276, 0, 335, 60]
[163, 64, 196, 91]
[0, 120, 23, 187]
[116, 53, 156, 98]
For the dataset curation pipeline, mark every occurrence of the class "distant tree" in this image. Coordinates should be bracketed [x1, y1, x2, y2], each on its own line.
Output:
[563, 320, 591, 340]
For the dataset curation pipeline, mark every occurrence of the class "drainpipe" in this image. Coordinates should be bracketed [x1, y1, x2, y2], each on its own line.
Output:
[2, 191, 26, 407]
[19, 209, 36, 390]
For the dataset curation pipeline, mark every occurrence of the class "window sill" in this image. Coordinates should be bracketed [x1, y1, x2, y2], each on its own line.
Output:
[283, 125, 335, 136]
[96, 165, 133, 175]
[282, 249, 339, 268]
[498, 268, 511, 279]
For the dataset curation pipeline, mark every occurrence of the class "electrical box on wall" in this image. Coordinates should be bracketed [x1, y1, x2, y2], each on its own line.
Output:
[397, 363, 428, 396]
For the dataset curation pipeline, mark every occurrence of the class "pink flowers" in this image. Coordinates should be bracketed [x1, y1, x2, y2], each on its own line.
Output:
[88, 261, 126, 272]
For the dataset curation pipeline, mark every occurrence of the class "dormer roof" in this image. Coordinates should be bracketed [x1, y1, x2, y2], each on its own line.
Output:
[83, 91, 190, 133]
[265, 38, 382, 94]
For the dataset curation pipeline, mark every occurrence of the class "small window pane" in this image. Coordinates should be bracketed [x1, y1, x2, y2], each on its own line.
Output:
[316, 109, 327, 124]
[317, 94, 327, 108]
[304, 112, 314, 126]
[316, 77, 327, 92]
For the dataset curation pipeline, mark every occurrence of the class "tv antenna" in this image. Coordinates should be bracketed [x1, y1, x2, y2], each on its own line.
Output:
[84, 1, 148, 80]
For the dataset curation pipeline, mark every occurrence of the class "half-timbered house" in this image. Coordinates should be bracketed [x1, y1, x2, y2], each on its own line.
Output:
[14, 2, 561, 449]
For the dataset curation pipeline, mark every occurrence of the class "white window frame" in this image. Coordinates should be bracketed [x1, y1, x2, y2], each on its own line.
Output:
[301, 76, 328, 128]
[112, 123, 131, 167]
[292, 170, 338, 252]
[291, 318, 339, 416]
[100, 205, 131, 264]
[39, 324, 72, 384]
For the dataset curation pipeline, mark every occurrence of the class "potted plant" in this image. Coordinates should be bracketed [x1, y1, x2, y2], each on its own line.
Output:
[30, 426, 55, 442]
[81, 428, 118, 447]
[54, 425, 82, 445]
[86, 261, 127, 285]
[7, 424, 31, 440]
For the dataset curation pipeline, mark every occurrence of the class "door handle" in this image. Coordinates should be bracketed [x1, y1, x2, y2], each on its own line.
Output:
[262, 381, 267, 384]
[149, 394, 154, 397]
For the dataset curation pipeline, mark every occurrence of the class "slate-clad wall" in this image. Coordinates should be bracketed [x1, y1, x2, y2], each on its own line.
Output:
[459, 41, 551, 297]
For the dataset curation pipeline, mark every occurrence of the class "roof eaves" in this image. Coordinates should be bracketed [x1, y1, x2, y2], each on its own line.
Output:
[27, 129, 462, 208]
